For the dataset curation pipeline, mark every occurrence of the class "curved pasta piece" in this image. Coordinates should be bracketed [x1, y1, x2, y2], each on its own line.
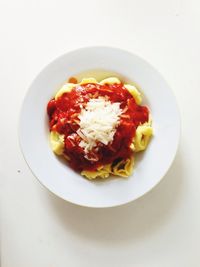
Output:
[99, 77, 121, 85]
[50, 131, 65, 155]
[112, 157, 134, 177]
[81, 164, 111, 179]
[55, 83, 75, 100]
[133, 123, 153, 152]
[124, 84, 142, 105]
[80, 78, 97, 85]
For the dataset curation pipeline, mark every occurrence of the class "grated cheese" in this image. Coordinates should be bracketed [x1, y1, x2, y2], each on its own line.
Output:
[77, 97, 122, 153]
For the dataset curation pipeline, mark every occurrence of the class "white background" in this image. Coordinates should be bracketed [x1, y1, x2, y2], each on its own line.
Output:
[0, 0, 200, 266]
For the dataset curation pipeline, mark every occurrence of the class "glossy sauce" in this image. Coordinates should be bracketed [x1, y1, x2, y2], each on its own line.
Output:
[47, 83, 149, 171]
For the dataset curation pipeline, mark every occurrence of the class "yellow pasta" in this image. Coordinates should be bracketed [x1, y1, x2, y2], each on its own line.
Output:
[81, 164, 111, 179]
[55, 83, 75, 100]
[133, 122, 153, 152]
[80, 78, 97, 84]
[81, 157, 134, 179]
[124, 84, 142, 105]
[111, 157, 134, 177]
[99, 77, 121, 85]
[50, 131, 65, 155]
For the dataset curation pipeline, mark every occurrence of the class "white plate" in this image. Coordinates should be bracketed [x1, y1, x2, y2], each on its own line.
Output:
[19, 46, 180, 208]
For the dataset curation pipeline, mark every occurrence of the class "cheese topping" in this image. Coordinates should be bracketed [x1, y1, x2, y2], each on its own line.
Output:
[77, 97, 122, 153]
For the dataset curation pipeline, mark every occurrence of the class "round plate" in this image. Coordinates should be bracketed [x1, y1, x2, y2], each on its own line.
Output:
[19, 46, 180, 208]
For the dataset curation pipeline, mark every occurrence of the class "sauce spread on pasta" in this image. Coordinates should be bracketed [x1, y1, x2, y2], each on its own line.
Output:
[47, 82, 149, 171]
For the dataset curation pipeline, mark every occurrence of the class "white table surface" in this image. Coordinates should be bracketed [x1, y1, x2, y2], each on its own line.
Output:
[1, 0, 200, 266]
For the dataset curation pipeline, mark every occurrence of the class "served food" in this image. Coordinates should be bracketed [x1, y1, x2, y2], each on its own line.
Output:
[47, 77, 153, 179]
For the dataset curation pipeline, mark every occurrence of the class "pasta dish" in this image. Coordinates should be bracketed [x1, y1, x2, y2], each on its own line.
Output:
[47, 77, 153, 179]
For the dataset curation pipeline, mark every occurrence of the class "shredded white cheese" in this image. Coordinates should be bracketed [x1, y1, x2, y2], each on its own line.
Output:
[77, 97, 122, 153]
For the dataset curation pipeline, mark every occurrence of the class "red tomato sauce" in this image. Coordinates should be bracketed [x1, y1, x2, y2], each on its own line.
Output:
[47, 83, 149, 171]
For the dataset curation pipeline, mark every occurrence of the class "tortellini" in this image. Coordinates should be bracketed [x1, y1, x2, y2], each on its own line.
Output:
[55, 83, 75, 100]
[99, 77, 121, 85]
[81, 157, 134, 179]
[124, 84, 142, 105]
[80, 78, 97, 84]
[111, 157, 134, 177]
[50, 131, 65, 155]
[81, 164, 111, 179]
[132, 121, 153, 152]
